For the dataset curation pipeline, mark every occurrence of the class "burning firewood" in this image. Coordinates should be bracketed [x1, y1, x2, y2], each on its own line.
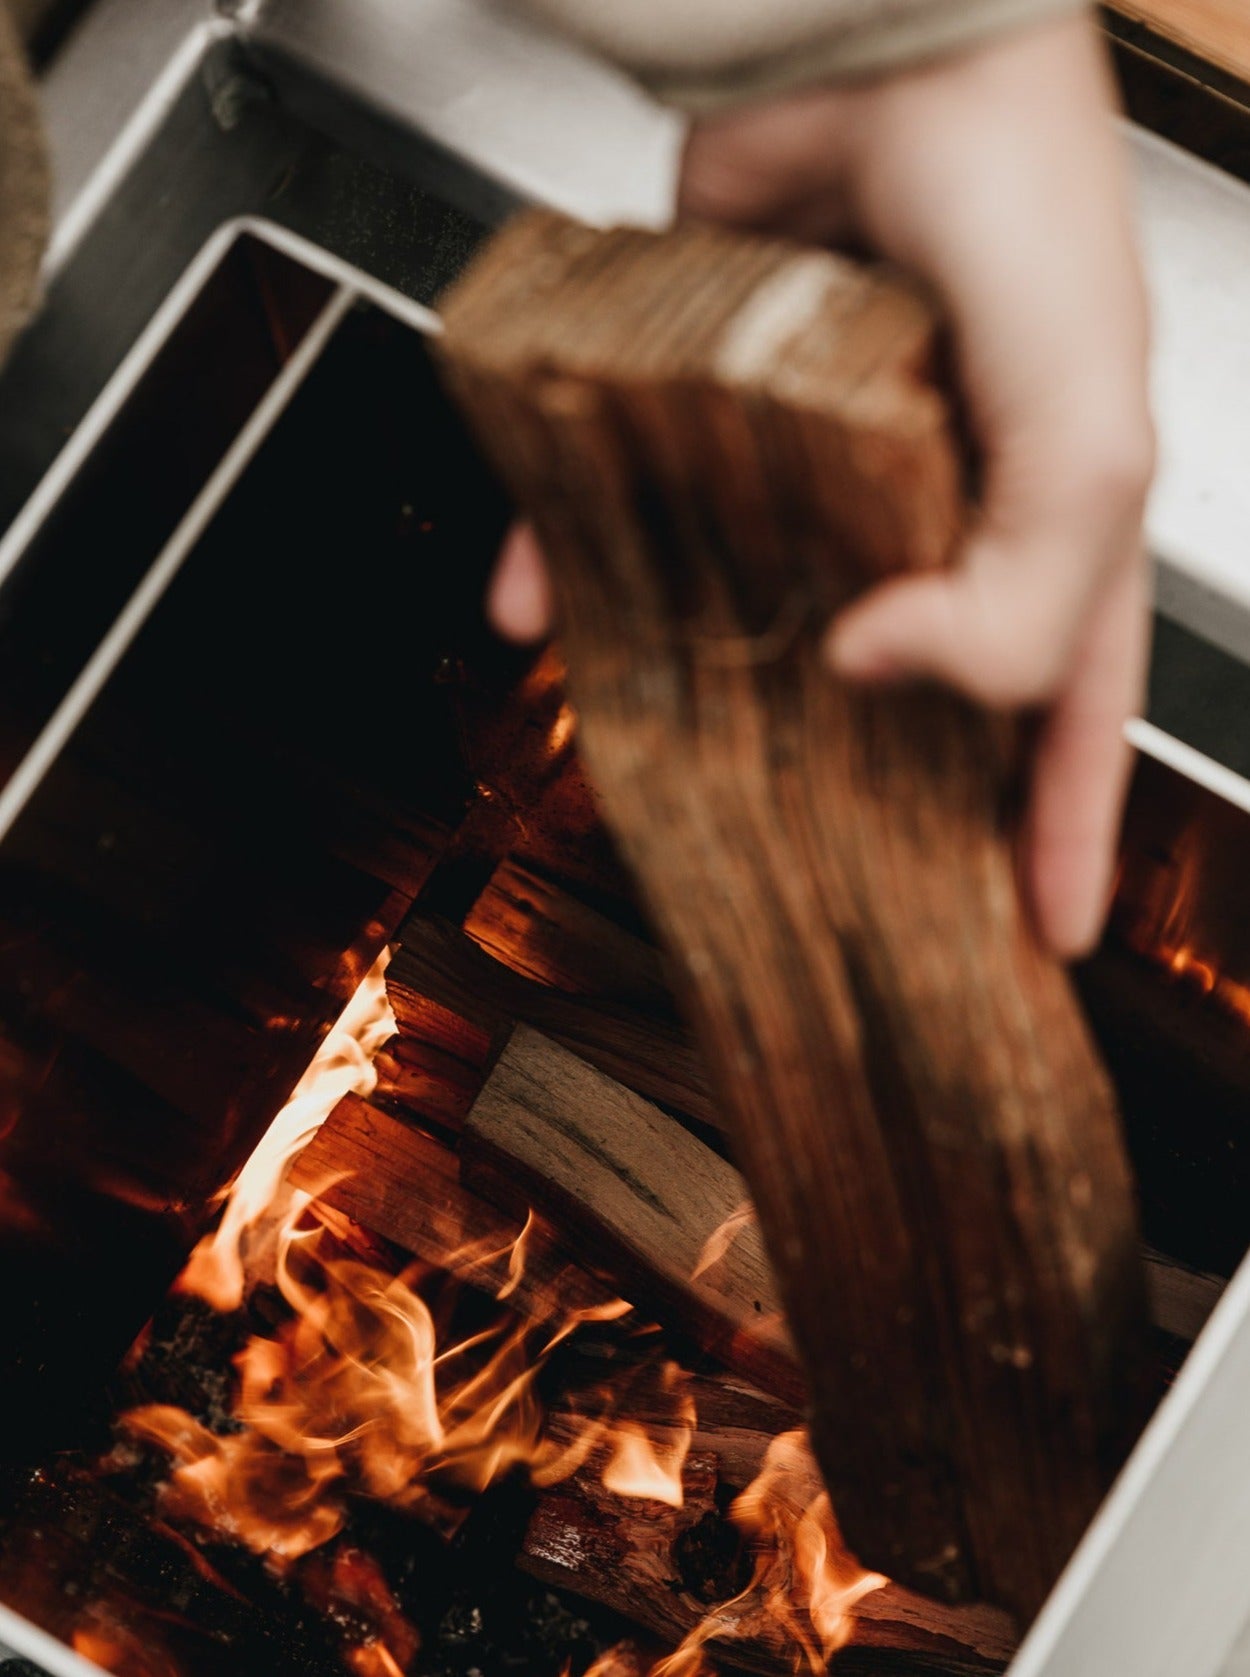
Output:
[292, 1090, 624, 1327]
[300, 1036, 1218, 1403]
[461, 1027, 800, 1407]
[434, 210, 1152, 1616]
[521, 1428, 1017, 1677]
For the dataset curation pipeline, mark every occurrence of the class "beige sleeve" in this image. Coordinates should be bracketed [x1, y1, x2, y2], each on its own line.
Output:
[0, 0, 48, 364]
[504, 0, 1086, 109]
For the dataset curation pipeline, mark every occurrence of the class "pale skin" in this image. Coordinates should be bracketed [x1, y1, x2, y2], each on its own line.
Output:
[489, 10, 1155, 960]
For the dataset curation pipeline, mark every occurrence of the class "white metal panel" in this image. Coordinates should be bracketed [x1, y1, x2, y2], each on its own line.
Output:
[1008, 1213, 1250, 1677]
[1133, 127, 1250, 662]
[240, 0, 686, 230]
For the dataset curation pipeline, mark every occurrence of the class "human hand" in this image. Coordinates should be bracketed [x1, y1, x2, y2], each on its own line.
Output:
[489, 11, 1155, 959]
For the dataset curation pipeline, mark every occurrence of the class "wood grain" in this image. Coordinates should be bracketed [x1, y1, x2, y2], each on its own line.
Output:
[389, 910, 720, 1131]
[462, 1025, 802, 1406]
[1109, 0, 1250, 85]
[435, 210, 1151, 1616]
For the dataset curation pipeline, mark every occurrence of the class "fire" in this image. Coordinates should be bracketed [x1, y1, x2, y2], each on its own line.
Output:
[95, 956, 888, 1677]
[124, 1204, 608, 1556]
[652, 1432, 887, 1677]
[602, 1361, 695, 1508]
[1119, 837, 1250, 1029]
[180, 952, 397, 1310]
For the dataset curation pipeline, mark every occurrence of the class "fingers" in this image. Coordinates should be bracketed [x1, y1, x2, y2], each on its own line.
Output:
[679, 88, 857, 244]
[488, 521, 554, 644]
[1023, 555, 1151, 959]
[824, 536, 1083, 705]
[826, 413, 1155, 707]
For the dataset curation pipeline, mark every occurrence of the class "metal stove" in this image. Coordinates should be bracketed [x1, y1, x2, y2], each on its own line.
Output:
[3, 5, 1250, 1676]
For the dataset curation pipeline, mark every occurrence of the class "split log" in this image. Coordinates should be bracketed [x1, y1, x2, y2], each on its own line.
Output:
[436, 211, 1151, 1616]
[375, 982, 494, 1134]
[389, 912, 720, 1132]
[462, 1026, 801, 1408]
[521, 1434, 1018, 1676]
[290, 1093, 620, 1326]
[302, 1036, 1218, 1386]
[467, 857, 675, 1020]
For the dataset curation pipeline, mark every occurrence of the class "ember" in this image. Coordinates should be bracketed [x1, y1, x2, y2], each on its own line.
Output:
[1117, 829, 1250, 1028]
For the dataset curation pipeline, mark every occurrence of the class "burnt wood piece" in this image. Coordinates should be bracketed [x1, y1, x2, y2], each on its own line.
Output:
[462, 1027, 802, 1407]
[466, 856, 675, 1019]
[435, 210, 1150, 1616]
[522, 1438, 1018, 1676]
[290, 1091, 621, 1324]
[389, 911, 720, 1132]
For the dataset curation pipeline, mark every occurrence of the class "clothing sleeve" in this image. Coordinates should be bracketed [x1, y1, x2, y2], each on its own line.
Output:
[499, 0, 1086, 110]
[0, 0, 48, 365]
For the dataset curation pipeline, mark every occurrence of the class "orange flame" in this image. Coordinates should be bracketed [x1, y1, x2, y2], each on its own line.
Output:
[601, 1362, 695, 1508]
[124, 1203, 605, 1557]
[1120, 838, 1250, 1029]
[108, 951, 887, 1677]
[653, 1431, 886, 1677]
[181, 953, 397, 1311]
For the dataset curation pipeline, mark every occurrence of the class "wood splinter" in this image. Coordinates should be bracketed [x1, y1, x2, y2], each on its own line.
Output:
[434, 209, 1150, 1618]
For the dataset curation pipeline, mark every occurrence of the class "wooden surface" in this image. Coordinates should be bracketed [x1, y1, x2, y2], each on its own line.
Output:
[390, 909, 720, 1131]
[291, 1089, 622, 1325]
[462, 1026, 801, 1405]
[435, 210, 1151, 1616]
[1109, 0, 1250, 85]
[300, 1040, 1218, 1370]
[297, 1024, 1222, 1676]
[523, 1440, 1019, 1675]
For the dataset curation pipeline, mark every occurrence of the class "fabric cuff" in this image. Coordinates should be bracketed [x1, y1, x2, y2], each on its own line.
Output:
[642, 0, 1088, 112]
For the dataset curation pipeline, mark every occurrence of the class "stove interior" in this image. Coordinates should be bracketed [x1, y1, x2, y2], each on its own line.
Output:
[1, 229, 1248, 1677]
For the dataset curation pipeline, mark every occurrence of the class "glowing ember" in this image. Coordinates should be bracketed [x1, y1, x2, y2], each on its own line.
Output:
[1121, 836, 1250, 1029]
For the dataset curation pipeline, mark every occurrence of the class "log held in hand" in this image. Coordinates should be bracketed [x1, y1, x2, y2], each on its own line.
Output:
[434, 210, 1150, 1618]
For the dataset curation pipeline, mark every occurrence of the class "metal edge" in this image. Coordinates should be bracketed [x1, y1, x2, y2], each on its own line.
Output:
[233, 0, 686, 231]
[0, 281, 356, 846]
[0, 1600, 114, 1677]
[44, 12, 232, 274]
[236, 214, 443, 335]
[1126, 717, 1250, 817]
[1008, 1228, 1250, 1677]
[0, 217, 244, 594]
[0, 214, 438, 605]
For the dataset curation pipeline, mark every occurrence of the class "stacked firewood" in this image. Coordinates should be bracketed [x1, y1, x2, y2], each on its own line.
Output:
[292, 854, 1222, 1676]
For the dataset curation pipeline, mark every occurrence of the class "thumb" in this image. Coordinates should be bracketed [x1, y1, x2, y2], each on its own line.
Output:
[824, 537, 1082, 709]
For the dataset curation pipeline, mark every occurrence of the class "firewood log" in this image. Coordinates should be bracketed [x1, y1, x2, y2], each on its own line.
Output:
[434, 210, 1151, 1616]
[297, 1047, 1215, 1378]
[462, 1026, 801, 1407]
[521, 1433, 1018, 1676]
[390, 914, 720, 1131]
[290, 1092, 620, 1326]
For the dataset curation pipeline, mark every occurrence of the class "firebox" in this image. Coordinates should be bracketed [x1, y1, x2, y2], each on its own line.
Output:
[4, 6, 1250, 1677]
